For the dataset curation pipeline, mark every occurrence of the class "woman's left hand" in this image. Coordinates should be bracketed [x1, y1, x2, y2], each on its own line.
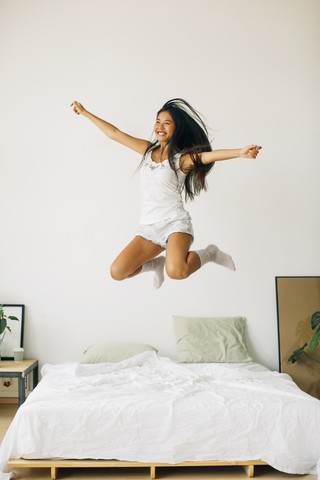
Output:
[240, 145, 262, 159]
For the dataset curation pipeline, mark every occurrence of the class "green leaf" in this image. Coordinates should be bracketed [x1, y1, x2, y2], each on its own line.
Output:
[309, 330, 320, 352]
[0, 318, 7, 335]
[311, 311, 320, 332]
[8, 316, 19, 321]
[6, 326, 12, 333]
[288, 343, 308, 363]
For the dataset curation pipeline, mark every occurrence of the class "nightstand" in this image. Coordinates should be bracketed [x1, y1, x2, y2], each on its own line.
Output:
[0, 359, 38, 406]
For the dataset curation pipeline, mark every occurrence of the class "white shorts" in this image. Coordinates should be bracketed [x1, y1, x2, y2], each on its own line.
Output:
[137, 216, 194, 249]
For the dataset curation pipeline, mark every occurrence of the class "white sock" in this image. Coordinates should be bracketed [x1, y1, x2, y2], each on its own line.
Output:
[141, 256, 166, 289]
[195, 244, 236, 271]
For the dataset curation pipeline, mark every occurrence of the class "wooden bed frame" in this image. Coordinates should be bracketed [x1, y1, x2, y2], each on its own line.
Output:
[8, 458, 268, 479]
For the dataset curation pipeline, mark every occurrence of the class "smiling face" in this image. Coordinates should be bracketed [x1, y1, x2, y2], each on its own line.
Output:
[154, 110, 176, 143]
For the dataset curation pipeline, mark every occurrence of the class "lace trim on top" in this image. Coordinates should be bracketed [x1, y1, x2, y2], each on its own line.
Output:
[144, 151, 185, 173]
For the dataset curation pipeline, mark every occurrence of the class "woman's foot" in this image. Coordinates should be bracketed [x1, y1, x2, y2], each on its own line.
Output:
[195, 244, 236, 271]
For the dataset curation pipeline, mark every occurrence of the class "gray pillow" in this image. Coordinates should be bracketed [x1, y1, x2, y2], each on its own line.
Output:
[173, 316, 252, 363]
[81, 342, 158, 364]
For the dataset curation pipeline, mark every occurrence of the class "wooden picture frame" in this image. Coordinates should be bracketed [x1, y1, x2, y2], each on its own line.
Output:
[276, 277, 320, 399]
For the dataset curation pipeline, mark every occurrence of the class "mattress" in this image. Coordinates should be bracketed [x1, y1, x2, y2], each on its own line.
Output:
[1, 351, 320, 479]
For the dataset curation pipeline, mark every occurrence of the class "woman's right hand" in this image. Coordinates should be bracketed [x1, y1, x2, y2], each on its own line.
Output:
[70, 101, 86, 116]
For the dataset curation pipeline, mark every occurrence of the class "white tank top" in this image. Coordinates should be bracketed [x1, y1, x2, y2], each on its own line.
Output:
[139, 150, 190, 225]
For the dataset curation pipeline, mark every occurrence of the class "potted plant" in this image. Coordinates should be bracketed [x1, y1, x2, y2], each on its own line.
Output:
[0, 304, 19, 360]
[288, 311, 320, 365]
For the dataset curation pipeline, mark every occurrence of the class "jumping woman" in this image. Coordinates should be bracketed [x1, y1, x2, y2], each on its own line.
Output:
[71, 98, 261, 288]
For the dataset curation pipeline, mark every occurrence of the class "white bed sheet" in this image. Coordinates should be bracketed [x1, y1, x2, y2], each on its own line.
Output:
[1, 351, 320, 479]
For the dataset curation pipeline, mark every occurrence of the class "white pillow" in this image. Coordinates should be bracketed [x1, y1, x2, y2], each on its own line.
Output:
[173, 315, 252, 363]
[81, 341, 158, 364]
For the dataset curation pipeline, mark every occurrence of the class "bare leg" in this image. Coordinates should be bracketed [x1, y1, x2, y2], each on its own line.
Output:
[165, 233, 201, 280]
[110, 236, 164, 281]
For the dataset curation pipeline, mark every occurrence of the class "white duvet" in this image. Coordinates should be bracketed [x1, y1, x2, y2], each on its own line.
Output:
[1, 351, 320, 479]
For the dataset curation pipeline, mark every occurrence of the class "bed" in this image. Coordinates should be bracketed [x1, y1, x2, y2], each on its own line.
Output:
[1, 316, 320, 480]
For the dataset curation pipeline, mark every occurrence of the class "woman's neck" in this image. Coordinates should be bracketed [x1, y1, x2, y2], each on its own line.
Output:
[159, 143, 169, 160]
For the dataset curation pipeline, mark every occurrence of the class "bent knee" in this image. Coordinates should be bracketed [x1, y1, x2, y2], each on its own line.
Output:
[166, 263, 189, 280]
[110, 262, 125, 281]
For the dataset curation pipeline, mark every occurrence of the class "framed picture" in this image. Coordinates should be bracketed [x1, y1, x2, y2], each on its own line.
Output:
[0, 304, 25, 360]
[276, 277, 320, 399]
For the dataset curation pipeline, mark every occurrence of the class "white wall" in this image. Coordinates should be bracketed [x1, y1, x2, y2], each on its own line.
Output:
[1, 0, 319, 371]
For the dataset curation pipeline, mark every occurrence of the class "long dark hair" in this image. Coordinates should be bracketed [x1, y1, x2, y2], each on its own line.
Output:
[140, 98, 214, 201]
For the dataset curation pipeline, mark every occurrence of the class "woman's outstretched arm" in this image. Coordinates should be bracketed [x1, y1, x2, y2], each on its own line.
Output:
[201, 145, 262, 163]
[70, 101, 151, 155]
[180, 145, 262, 171]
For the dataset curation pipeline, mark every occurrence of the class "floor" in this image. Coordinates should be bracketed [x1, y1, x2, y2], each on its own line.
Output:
[0, 404, 317, 480]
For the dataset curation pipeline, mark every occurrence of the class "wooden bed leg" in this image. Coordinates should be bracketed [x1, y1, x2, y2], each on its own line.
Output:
[51, 466, 57, 480]
[242, 464, 254, 477]
[150, 465, 156, 479]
